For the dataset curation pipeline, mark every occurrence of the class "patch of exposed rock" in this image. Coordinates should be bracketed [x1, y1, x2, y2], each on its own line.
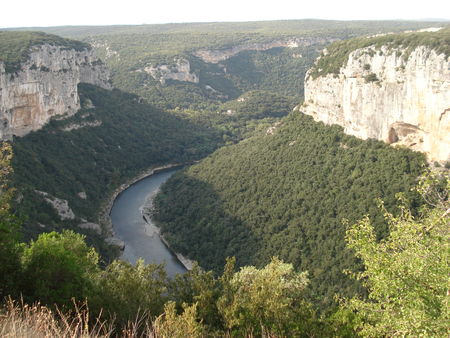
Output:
[35, 190, 75, 220]
[78, 222, 102, 235]
[266, 122, 282, 135]
[62, 120, 102, 131]
[141, 58, 199, 85]
[90, 40, 120, 60]
[105, 237, 125, 250]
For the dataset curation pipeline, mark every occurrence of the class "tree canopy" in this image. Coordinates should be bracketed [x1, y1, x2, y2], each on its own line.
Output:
[343, 171, 449, 337]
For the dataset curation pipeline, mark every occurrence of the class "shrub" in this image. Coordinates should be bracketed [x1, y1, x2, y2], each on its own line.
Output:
[20, 230, 100, 308]
[364, 72, 379, 83]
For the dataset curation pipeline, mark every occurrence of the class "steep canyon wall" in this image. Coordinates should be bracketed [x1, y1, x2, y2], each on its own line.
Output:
[0, 44, 111, 138]
[302, 44, 450, 162]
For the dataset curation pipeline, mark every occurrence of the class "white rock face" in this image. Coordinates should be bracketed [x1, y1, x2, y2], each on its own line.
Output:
[62, 120, 102, 131]
[193, 38, 334, 63]
[302, 45, 450, 162]
[143, 58, 199, 85]
[0, 44, 111, 139]
[35, 190, 75, 220]
[78, 222, 102, 235]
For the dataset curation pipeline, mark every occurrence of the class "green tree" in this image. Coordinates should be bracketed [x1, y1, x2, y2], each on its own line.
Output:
[170, 263, 222, 330]
[21, 230, 99, 307]
[343, 171, 450, 337]
[91, 259, 168, 326]
[0, 142, 22, 299]
[154, 301, 205, 338]
[217, 257, 315, 336]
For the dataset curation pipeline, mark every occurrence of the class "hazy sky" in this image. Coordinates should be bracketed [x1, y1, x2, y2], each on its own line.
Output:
[3, 0, 450, 28]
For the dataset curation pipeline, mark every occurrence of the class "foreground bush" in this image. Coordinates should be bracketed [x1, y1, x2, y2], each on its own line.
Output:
[20, 230, 100, 308]
[91, 259, 169, 327]
[343, 171, 450, 336]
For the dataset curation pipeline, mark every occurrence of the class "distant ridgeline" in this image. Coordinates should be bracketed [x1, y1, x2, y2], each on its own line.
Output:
[153, 112, 426, 310]
[31, 20, 448, 111]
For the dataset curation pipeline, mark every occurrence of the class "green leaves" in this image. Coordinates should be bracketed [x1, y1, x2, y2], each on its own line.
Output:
[343, 171, 450, 337]
[0, 142, 22, 299]
[218, 257, 313, 336]
[21, 230, 99, 308]
[91, 259, 169, 326]
[154, 301, 204, 338]
[154, 112, 426, 310]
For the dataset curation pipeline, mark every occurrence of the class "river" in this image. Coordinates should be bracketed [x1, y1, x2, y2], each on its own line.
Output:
[109, 168, 187, 277]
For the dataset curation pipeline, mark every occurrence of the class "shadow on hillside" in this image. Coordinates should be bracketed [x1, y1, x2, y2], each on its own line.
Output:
[153, 172, 260, 273]
[11, 84, 222, 253]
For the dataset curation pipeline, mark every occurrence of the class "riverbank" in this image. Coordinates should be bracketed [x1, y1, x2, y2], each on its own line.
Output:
[99, 162, 195, 271]
[99, 163, 183, 237]
[142, 214, 195, 270]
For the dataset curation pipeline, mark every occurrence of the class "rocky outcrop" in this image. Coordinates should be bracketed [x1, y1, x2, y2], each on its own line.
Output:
[35, 190, 75, 220]
[78, 221, 102, 235]
[62, 120, 102, 131]
[0, 44, 111, 139]
[302, 45, 450, 163]
[142, 58, 199, 85]
[194, 38, 335, 63]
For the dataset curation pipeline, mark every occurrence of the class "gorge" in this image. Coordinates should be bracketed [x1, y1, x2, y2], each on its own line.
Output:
[109, 167, 187, 276]
[0, 20, 448, 336]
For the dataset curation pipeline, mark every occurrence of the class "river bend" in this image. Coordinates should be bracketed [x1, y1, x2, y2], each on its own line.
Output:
[110, 168, 186, 277]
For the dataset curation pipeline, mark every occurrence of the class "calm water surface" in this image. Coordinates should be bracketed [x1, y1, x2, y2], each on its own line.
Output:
[110, 168, 186, 277]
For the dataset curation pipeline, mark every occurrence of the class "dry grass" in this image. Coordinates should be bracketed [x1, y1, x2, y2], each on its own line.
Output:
[0, 298, 170, 338]
[0, 298, 283, 337]
[0, 298, 113, 338]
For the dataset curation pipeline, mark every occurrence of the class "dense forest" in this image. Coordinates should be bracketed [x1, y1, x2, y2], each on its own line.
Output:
[153, 112, 427, 309]
[10, 83, 220, 258]
[1, 141, 448, 336]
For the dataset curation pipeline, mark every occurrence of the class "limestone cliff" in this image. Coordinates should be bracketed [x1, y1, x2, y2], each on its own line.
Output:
[193, 38, 335, 64]
[0, 43, 111, 139]
[301, 34, 450, 163]
[141, 58, 199, 85]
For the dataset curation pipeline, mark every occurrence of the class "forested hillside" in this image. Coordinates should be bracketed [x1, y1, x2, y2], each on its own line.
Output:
[153, 112, 426, 309]
[11, 84, 220, 257]
[22, 20, 445, 112]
